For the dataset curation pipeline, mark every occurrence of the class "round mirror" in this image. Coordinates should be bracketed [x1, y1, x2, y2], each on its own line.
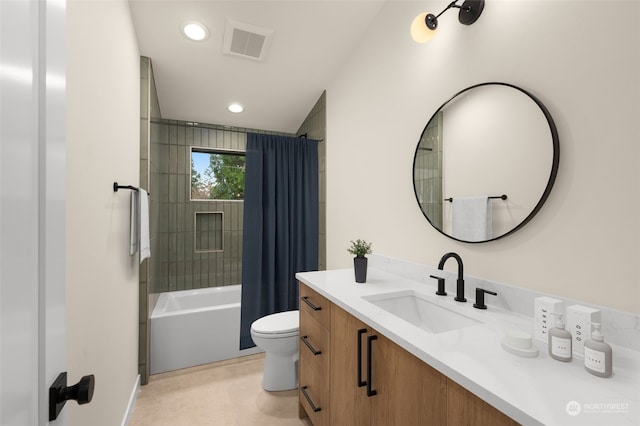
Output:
[412, 82, 559, 243]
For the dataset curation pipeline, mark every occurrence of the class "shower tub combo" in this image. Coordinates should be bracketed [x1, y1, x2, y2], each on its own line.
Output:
[150, 284, 262, 374]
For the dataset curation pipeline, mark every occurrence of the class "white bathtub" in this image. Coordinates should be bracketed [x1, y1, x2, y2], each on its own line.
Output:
[150, 285, 263, 374]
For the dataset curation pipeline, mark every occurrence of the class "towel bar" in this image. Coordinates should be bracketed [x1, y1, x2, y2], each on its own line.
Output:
[113, 182, 150, 195]
[445, 194, 507, 202]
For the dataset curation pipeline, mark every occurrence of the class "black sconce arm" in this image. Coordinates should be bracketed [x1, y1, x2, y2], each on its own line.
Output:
[425, 0, 484, 30]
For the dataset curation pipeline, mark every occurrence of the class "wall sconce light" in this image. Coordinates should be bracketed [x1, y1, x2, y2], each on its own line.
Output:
[411, 0, 484, 43]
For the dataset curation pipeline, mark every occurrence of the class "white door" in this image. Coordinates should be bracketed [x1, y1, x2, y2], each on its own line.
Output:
[1, 0, 67, 424]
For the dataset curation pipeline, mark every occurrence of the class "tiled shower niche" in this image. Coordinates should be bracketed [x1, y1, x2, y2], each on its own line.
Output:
[194, 212, 224, 253]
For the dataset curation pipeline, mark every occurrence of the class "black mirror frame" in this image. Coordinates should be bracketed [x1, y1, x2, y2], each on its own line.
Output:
[412, 82, 560, 243]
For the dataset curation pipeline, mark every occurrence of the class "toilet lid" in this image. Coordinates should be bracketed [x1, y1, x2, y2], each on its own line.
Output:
[251, 310, 299, 335]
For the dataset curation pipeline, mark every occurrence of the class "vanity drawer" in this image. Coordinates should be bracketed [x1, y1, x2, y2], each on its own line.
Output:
[299, 358, 328, 426]
[300, 310, 330, 378]
[299, 283, 331, 328]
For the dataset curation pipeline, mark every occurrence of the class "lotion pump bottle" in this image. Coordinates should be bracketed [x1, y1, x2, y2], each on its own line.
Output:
[584, 322, 612, 378]
[548, 313, 572, 362]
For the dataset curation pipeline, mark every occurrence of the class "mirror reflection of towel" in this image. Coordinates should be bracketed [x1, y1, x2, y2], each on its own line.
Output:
[452, 196, 492, 241]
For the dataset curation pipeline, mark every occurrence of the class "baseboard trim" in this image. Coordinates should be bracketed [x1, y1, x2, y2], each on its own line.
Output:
[121, 374, 141, 426]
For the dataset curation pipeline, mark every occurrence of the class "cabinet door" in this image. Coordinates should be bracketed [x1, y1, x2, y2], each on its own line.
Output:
[447, 379, 519, 426]
[330, 305, 371, 426]
[299, 283, 331, 425]
[300, 310, 330, 382]
[299, 357, 328, 426]
[370, 333, 447, 426]
[300, 283, 331, 328]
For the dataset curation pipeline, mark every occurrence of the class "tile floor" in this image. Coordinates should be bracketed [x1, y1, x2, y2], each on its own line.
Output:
[130, 354, 312, 426]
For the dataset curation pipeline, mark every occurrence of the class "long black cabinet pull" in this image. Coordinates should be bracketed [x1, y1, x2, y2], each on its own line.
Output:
[301, 386, 322, 412]
[301, 335, 321, 355]
[366, 335, 378, 397]
[357, 328, 367, 387]
[301, 296, 322, 311]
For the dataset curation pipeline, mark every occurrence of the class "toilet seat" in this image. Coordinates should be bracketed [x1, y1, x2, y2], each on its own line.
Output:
[251, 310, 299, 338]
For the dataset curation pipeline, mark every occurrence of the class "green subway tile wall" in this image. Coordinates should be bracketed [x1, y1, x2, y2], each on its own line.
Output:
[139, 56, 159, 384]
[296, 91, 326, 270]
[414, 111, 443, 229]
[148, 121, 294, 295]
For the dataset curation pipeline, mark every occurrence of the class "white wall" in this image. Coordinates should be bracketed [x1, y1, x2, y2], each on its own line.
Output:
[66, 1, 140, 425]
[326, 0, 639, 313]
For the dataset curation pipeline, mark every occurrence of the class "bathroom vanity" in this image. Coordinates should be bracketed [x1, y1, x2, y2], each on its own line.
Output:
[296, 256, 640, 426]
[299, 282, 515, 426]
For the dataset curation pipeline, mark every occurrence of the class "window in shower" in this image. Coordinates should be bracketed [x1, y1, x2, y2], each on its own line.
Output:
[194, 212, 224, 253]
[191, 148, 245, 201]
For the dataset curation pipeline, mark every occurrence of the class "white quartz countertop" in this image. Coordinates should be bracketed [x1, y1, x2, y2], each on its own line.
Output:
[296, 268, 640, 426]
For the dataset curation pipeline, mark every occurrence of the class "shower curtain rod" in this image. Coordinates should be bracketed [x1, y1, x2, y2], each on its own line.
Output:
[297, 133, 324, 142]
[149, 119, 324, 142]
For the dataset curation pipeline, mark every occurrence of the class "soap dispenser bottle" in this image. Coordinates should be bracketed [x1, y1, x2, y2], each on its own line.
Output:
[548, 313, 572, 362]
[584, 322, 612, 377]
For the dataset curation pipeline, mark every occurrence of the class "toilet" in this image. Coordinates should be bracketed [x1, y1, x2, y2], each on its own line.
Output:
[250, 310, 299, 391]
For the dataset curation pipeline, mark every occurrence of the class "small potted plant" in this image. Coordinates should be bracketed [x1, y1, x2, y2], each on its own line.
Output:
[347, 239, 372, 283]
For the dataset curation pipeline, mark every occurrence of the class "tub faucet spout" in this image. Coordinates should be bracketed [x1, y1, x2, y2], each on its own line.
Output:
[437, 252, 466, 302]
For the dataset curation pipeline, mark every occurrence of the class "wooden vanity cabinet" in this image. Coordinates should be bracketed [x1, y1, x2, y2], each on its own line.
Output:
[299, 283, 518, 426]
[329, 304, 447, 426]
[299, 284, 331, 426]
[328, 303, 371, 425]
[447, 379, 519, 426]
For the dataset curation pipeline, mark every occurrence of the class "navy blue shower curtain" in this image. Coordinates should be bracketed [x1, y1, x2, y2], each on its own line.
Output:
[239, 133, 319, 349]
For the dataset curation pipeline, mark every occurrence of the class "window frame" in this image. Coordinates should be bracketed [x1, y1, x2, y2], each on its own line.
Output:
[189, 146, 246, 202]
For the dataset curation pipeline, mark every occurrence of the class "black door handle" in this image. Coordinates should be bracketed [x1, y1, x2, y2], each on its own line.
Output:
[49, 372, 95, 421]
[357, 328, 367, 387]
[367, 335, 378, 397]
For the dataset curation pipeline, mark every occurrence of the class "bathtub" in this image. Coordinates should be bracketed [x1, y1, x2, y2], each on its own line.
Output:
[150, 285, 263, 374]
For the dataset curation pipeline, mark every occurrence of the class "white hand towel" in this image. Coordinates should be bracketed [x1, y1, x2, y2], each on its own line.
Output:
[129, 191, 139, 255]
[139, 188, 151, 263]
[452, 196, 492, 241]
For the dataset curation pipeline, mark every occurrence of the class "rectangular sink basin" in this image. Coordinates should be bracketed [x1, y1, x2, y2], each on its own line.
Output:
[363, 290, 481, 334]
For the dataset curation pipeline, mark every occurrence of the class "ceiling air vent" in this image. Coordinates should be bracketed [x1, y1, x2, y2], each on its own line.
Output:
[223, 19, 274, 62]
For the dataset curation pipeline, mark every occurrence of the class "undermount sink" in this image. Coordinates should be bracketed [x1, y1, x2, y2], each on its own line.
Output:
[363, 290, 482, 334]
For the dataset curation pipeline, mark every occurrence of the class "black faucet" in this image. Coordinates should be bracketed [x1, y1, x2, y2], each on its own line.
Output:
[432, 252, 466, 302]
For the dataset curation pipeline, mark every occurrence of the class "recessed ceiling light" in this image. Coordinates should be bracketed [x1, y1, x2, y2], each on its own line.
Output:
[181, 21, 209, 41]
[228, 103, 244, 113]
